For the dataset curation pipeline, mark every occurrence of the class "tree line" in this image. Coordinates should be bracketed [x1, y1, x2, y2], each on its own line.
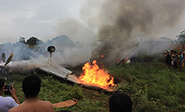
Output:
[19, 30, 185, 48]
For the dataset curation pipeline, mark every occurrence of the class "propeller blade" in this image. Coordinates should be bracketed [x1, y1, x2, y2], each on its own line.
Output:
[5, 53, 13, 66]
[2, 53, 5, 62]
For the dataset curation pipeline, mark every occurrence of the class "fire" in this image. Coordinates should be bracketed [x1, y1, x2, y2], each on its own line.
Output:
[79, 60, 115, 87]
[101, 55, 104, 58]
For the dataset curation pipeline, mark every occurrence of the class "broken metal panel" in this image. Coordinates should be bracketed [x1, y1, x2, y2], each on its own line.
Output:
[39, 66, 72, 78]
[67, 75, 82, 84]
[55, 66, 72, 74]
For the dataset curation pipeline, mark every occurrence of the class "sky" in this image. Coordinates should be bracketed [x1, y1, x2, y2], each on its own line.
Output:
[0, 0, 185, 44]
[0, 0, 84, 44]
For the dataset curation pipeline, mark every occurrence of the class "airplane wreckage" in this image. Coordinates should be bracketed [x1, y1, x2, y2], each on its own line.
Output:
[0, 46, 116, 92]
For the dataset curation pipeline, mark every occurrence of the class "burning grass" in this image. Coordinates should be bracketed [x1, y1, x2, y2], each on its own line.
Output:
[3, 62, 185, 112]
[79, 60, 115, 89]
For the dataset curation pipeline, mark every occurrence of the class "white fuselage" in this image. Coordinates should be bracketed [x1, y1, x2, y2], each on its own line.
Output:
[1, 60, 45, 74]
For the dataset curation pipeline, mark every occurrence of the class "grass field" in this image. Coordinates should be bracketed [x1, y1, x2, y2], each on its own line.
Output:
[3, 62, 185, 112]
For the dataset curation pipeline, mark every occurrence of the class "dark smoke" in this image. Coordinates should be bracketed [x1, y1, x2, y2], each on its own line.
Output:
[54, 0, 185, 66]
[90, 0, 185, 64]
[98, 0, 185, 36]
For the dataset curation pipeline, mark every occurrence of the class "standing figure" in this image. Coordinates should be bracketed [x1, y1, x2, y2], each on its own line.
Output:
[166, 50, 171, 67]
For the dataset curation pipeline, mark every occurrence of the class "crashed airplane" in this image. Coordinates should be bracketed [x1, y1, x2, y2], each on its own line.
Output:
[0, 46, 115, 92]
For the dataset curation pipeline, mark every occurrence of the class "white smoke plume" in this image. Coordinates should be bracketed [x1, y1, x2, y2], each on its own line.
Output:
[0, 35, 96, 67]
[39, 35, 96, 67]
[46, 35, 96, 66]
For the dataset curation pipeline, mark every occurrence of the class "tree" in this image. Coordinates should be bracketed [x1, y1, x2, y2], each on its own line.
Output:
[176, 30, 185, 50]
[26, 37, 43, 46]
[177, 30, 185, 44]
[19, 37, 26, 44]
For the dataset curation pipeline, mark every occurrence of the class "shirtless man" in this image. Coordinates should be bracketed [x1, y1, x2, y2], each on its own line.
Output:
[9, 74, 54, 112]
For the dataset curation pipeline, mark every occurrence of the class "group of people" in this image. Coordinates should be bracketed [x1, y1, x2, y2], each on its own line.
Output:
[165, 50, 185, 69]
[0, 73, 133, 112]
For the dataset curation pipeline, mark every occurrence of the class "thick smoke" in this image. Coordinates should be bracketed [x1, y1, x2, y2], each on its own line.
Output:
[84, 0, 185, 63]
[54, 0, 185, 65]
[55, 18, 98, 66]
[97, 0, 185, 39]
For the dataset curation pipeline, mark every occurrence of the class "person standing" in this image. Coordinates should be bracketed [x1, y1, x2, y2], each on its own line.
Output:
[166, 50, 171, 67]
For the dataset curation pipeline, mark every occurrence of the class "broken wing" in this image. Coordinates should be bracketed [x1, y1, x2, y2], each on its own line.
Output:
[39, 65, 81, 84]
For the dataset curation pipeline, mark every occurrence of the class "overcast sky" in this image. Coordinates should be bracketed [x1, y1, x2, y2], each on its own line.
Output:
[0, 0, 185, 44]
[0, 0, 84, 44]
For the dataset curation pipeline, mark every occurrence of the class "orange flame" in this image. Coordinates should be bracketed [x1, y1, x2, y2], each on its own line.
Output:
[79, 60, 115, 87]
[101, 55, 104, 58]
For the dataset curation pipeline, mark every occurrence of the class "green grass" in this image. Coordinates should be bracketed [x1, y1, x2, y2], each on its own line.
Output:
[109, 63, 185, 112]
[3, 62, 185, 112]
